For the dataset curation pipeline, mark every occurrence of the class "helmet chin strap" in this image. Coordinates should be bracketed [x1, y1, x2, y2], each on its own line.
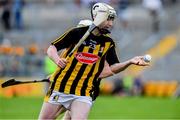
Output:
[91, 27, 110, 36]
[98, 27, 111, 34]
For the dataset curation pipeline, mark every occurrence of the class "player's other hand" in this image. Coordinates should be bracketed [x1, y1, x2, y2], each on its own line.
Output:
[55, 58, 68, 68]
[130, 56, 149, 66]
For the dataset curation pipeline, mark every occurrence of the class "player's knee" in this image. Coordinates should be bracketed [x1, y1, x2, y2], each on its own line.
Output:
[39, 112, 58, 120]
[38, 102, 61, 120]
[38, 113, 50, 120]
[71, 110, 89, 120]
[71, 114, 88, 120]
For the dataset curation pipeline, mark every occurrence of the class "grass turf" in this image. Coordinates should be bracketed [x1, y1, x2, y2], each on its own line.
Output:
[0, 96, 180, 119]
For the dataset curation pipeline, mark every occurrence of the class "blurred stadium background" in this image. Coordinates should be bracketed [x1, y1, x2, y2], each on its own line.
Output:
[0, 0, 180, 119]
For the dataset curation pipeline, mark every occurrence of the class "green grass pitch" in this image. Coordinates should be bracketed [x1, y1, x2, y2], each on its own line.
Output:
[0, 96, 180, 119]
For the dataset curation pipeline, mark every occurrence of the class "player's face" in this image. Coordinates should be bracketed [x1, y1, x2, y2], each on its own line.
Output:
[99, 19, 114, 30]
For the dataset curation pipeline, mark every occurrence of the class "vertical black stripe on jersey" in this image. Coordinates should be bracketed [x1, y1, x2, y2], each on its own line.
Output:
[80, 45, 102, 96]
[50, 68, 63, 91]
[59, 58, 77, 92]
[69, 48, 93, 94]
[93, 56, 106, 84]
[59, 45, 84, 92]
[70, 64, 87, 94]
[80, 64, 96, 96]
[94, 44, 106, 77]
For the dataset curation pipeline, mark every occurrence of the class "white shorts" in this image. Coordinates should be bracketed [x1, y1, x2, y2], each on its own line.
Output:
[48, 91, 93, 109]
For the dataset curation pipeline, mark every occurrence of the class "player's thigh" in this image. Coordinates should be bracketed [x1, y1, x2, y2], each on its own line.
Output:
[70, 100, 91, 120]
[38, 101, 63, 120]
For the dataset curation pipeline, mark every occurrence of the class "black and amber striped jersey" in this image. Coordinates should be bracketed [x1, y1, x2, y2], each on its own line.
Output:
[49, 26, 119, 97]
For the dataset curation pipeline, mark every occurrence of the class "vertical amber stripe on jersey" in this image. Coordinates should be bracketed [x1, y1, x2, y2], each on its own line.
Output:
[64, 46, 89, 94]
[85, 42, 111, 96]
[75, 45, 101, 96]
[101, 42, 111, 56]
[49, 67, 61, 81]
[51, 28, 74, 45]
[54, 49, 78, 91]
[70, 64, 87, 95]
[80, 64, 95, 96]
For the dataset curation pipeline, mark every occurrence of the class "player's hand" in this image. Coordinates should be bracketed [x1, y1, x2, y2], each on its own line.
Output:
[130, 56, 149, 66]
[55, 58, 67, 68]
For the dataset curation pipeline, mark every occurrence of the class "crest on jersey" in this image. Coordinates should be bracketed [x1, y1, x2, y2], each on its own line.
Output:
[52, 95, 59, 102]
[75, 52, 99, 64]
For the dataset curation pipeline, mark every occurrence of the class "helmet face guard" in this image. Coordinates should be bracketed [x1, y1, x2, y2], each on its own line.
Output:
[107, 9, 116, 21]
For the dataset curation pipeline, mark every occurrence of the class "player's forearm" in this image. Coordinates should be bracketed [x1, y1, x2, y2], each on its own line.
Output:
[47, 45, 60, 64]
[99, 68, 114, 78]
[110, 60, 132, 74]
[99, 60, 114, 78]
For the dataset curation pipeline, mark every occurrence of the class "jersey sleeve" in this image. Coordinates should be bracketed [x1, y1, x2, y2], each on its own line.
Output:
[51, 28, 77, 51]
[106, 45, 120, 65]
